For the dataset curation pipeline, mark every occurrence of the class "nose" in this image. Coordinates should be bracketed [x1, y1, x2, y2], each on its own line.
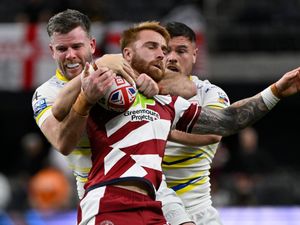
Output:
[166, 51, 177, 63]
[65, 48, 76, 59]
[156, 48, 165, 60]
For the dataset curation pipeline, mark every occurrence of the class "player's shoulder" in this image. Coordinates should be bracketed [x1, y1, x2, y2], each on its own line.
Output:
[36, 75, 66, 91]
[190, 75, 224, 93]
[190, 75, 230, 107]
[34, 75, 67, 99]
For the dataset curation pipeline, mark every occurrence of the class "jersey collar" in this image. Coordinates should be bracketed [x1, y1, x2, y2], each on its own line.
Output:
[55, 69, 69, 81]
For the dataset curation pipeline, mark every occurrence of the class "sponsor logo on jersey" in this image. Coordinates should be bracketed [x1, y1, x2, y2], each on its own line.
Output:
[33, 98, 47, 117]
[124, 108, 160, 122]
[218, 92, 229, 106]
[123, 93, 160, 122]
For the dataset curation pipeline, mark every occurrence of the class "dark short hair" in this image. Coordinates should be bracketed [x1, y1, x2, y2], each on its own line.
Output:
[47, 9, 91, 37]
[165, 21, 196, 43]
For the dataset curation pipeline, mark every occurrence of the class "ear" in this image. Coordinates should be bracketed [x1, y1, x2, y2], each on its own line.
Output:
[192, 47, 198, 64]
[90, 38, 96, 54]
[49, 44, 55, 58]
[123, 47, 133, 63]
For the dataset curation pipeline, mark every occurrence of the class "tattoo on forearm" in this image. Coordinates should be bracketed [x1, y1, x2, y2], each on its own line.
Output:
[193, 94, 269, 136]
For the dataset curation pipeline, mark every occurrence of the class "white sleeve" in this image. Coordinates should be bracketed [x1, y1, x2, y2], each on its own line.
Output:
[195, 79, 230, 108]
[32, 79, 60, 127]
[156, 175, 194, 225]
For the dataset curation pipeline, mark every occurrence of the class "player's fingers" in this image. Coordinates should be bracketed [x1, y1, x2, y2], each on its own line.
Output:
[97, 72, 116, 94]
[136, 73, 146, 88]
[142, 80, 159, 97]
[93, 66, 111, 78]
[92, 61, 98, 71]
[147, 83, 159, 97]
[81, 62, 90, 81]
[96, 69, 116, 85]
[122, 64, 137, 86]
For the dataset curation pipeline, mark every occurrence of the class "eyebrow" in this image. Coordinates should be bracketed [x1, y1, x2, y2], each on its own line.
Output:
[175, 45, 189, 49]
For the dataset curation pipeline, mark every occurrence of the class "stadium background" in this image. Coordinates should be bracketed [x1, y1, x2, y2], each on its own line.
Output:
[0, 0, 300, 224]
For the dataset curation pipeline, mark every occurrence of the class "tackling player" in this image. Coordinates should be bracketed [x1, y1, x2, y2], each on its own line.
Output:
[159, 22, 229, 225]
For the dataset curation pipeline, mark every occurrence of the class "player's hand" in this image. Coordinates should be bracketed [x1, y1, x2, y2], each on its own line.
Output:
[81, 63, 116, 104]
[275, 67, 300, 98]
[136, 73, 159, 98]
[94, 54, 138, 86]
[158, 71, 196, 99]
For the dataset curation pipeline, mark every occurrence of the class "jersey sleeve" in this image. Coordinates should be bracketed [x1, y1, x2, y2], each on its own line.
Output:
[172, 96, 201, 133]
[197, 79, 230, 109]
[32, 82, 57, 127]
[156, 175, 193, 225]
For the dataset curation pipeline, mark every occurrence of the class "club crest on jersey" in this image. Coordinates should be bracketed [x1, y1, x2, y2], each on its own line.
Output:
[218, 92, 229, 106]
[99, 220, 114, 225]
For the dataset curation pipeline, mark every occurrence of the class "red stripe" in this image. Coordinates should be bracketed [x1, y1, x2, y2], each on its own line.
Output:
[105, 32, 121, 45]
[23, 24, 38, 91]
[176, 103, 201, 133]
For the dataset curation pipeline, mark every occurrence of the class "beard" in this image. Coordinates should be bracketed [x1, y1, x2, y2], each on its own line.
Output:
[131, 53, 164, 82]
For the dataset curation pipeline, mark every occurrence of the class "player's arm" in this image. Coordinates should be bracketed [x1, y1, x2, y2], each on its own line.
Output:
[53, 55, 136, 121]
[51, 74, 81, 121]
[52, 57, 159, 122]
[42, 66, 116, 155]
[168, 130, 221, 146]
[192, 67, 300, 136]
[96, 54, 159, 97]
[156, 175, 195, 225]
[95, 54, 138, 85]
[98, 54, 159, 97]
[168, 79, 226, 146]
[158, 71, 196, 99]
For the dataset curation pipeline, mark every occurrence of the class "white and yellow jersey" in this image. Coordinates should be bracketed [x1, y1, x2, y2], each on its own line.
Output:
[162, 76, 230, 212]
[32, 69, 91, 199]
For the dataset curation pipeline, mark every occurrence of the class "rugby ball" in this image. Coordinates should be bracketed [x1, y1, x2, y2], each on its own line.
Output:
[97, 75, 137, 112]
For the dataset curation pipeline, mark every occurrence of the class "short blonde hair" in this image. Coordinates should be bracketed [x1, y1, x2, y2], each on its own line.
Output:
[120, 21, 170, 51]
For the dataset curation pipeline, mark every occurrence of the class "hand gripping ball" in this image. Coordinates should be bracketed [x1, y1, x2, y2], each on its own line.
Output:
[98, 75, 137, 112]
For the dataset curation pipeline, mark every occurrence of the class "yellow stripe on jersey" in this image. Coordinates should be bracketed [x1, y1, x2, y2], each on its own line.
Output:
[68, 164, 91, 173]
[35, 106, 52, 124]
[77, 177, 88, 182]
[176, 177, 209, 195]
[163, 148, 214, 168]
[163, 155, 206, 169]
[168, 171, 209, 195]
[72, 149, 91, 155]
[56, 69, 69, 81]
[207, 105, 224, 109]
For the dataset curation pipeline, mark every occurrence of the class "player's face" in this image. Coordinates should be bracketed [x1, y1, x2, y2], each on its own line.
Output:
[126, 30, 168, 82]
[49, 26, 96, 80]
[165, 36, 197, 77]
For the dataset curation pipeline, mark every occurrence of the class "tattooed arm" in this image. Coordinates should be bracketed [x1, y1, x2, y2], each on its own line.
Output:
[193, 93, 267, 136]
[192, 67, 300, 136]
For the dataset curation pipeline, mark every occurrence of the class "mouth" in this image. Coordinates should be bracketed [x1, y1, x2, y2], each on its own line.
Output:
[166, 65, 179, 72]
[66, 62, 80, 70]
[153, 63, 162, 70]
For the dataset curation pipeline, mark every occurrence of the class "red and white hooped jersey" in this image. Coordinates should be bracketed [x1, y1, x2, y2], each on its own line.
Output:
[85, 93, 201, 196]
